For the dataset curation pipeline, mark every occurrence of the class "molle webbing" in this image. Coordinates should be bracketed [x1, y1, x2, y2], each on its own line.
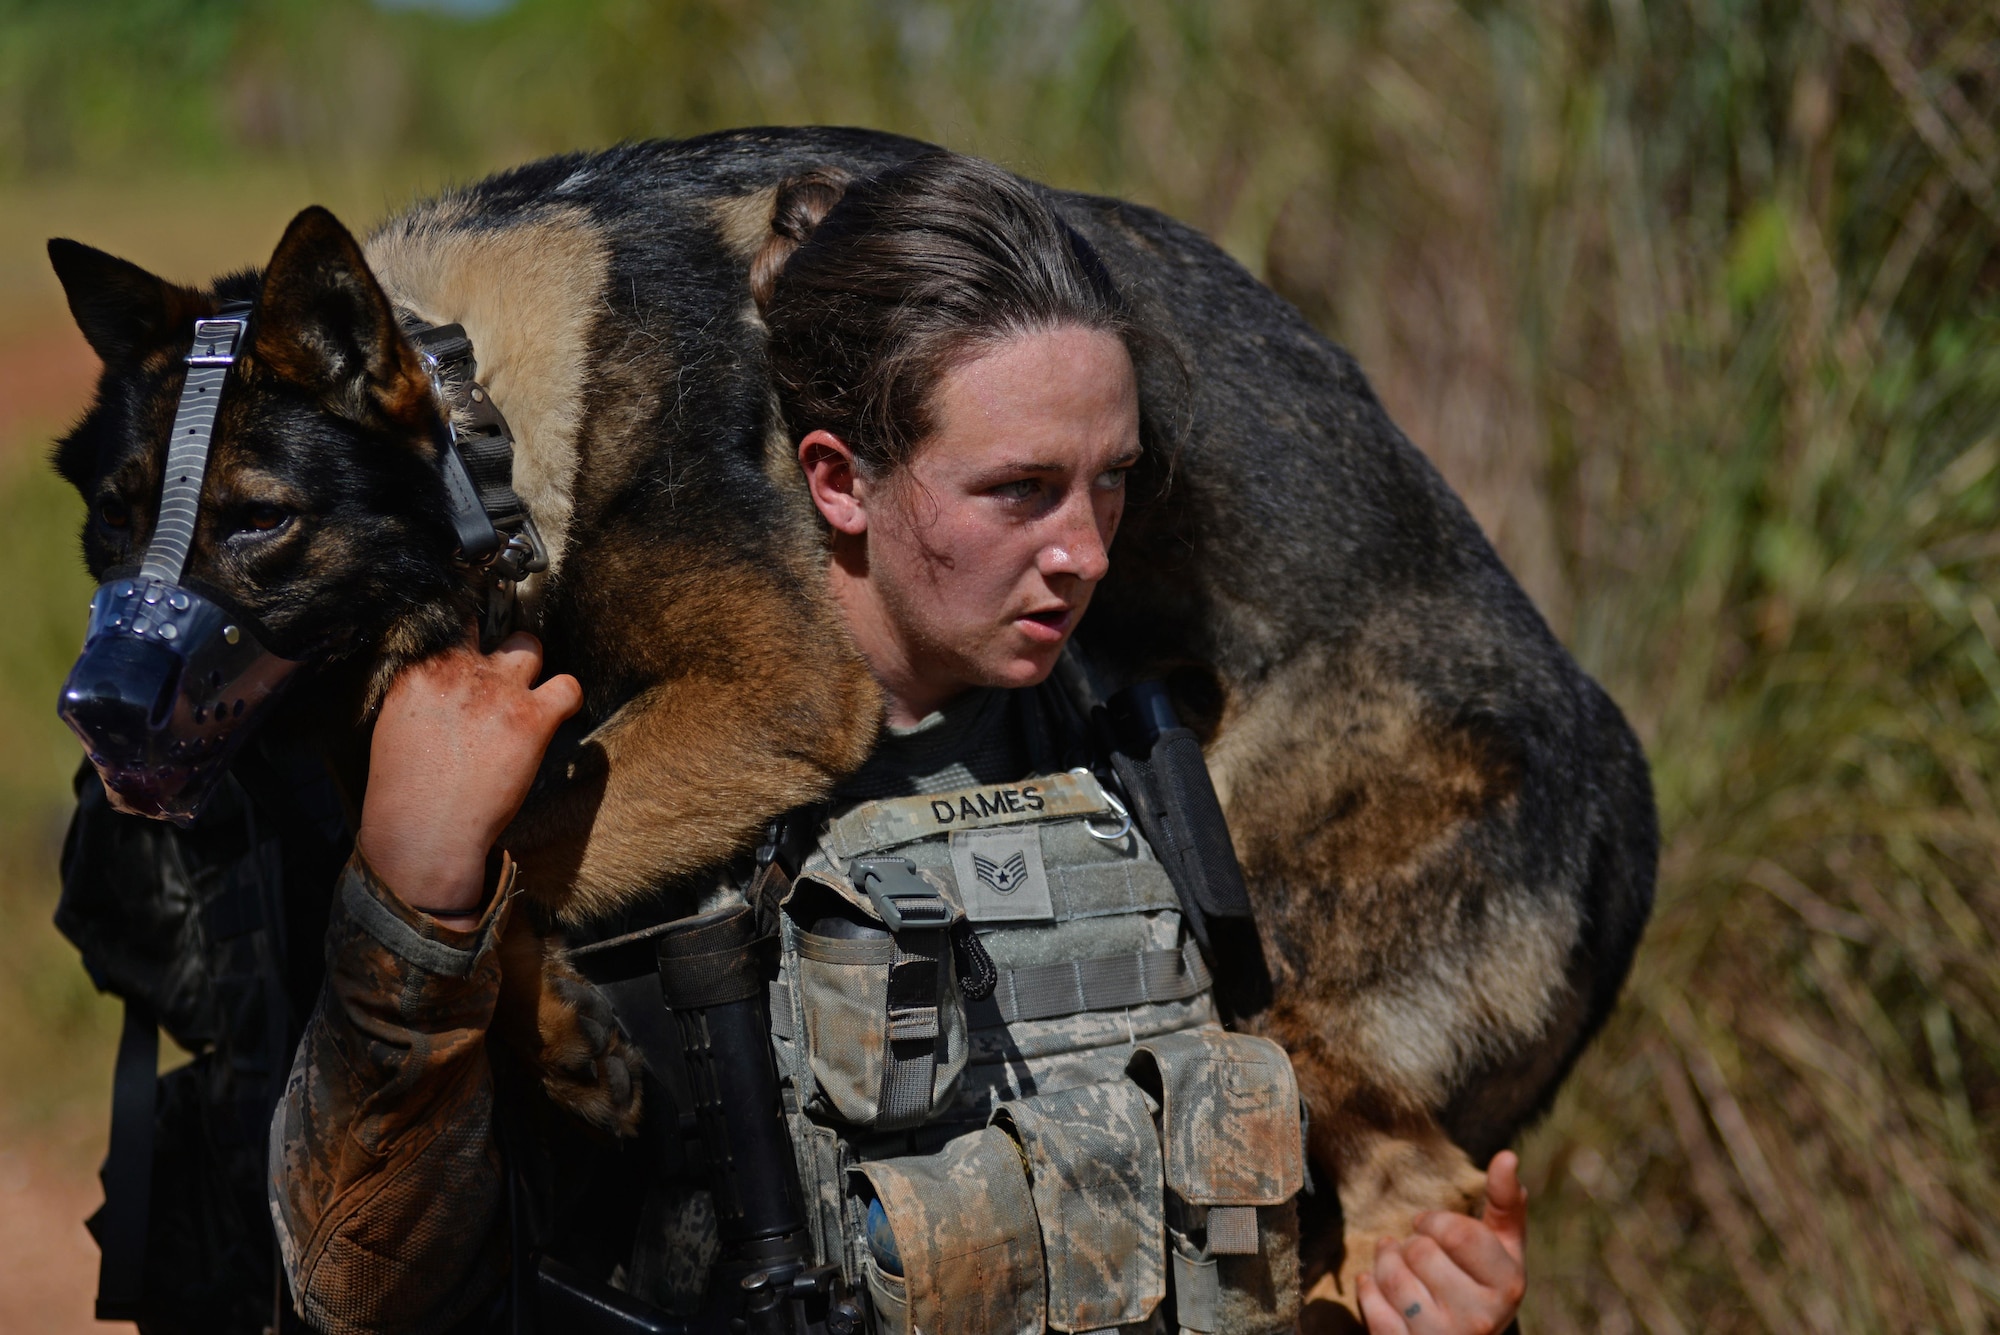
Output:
[880, 919, 951, 1128]
[774, 757, 1306, 1333]
[769, 940, 1209, 1039]
[971, 940, 1209, 1026]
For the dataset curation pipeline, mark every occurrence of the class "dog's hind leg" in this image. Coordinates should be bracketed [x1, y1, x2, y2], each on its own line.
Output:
[1209, 649, 1603, 1320]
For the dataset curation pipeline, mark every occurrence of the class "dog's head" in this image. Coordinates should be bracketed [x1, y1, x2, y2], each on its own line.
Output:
[50, 206, 477, 819]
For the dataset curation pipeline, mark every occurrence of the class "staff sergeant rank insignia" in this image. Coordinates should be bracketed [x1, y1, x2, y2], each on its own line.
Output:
[973, 850, 1031, 894]
[951, 827, 1054, 922]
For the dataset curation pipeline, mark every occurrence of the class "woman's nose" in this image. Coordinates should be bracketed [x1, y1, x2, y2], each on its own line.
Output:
[1040, 494, 1111, 583]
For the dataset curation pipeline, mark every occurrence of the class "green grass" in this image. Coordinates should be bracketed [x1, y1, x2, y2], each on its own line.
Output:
[2, 1, 1996, 1328]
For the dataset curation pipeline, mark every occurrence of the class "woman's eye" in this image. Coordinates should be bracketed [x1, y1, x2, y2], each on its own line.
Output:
[1095, 466, 1130, 490]
[991, 479, 1041, 502]
[97, 500, 130, 530]
[238, 504, 293, 535]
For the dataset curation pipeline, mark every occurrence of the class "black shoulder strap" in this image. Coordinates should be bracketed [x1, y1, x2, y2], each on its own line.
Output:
[1053, 649, 1273, 1022]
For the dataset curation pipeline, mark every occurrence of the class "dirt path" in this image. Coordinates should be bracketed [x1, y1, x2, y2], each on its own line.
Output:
[0, 1124, 127, 1334]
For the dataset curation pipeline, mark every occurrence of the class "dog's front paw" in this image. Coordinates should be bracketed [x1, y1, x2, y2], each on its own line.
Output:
[533, 959, 645, 1137]
[1307, 1128, 1489, 1321]
[494, 919, 646, 1137]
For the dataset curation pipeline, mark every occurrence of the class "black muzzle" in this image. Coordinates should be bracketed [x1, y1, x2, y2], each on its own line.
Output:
[57, 304, 293, 825]
[60, 576, 299, 825]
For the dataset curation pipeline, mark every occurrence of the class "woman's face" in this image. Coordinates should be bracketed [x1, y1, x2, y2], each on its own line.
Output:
[803, 325, 1141, 719]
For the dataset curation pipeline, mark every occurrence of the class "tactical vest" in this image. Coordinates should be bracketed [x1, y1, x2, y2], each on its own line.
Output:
[769, 768, 1305, 1335]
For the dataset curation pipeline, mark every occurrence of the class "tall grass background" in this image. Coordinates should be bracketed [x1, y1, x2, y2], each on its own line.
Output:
[0, 1, 1995, 1329]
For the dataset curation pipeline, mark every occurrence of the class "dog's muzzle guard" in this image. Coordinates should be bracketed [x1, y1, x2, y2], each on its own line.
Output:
[58, 309, 546, 825]
[58, 306, 302, 824]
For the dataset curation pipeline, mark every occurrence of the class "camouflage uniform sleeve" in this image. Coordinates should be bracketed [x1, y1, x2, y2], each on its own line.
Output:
[268, 850, 515, 1335]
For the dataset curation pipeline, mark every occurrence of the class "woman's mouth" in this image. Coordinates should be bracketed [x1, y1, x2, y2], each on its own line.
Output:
[1015, 606, 1073, 644]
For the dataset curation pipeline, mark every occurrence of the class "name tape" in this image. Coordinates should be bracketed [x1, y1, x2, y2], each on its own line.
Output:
[822, 770, 1115, 860]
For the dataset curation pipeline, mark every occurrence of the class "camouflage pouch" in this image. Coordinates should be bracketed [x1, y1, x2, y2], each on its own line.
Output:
[851, 1127, 1044, 1335]
[1128, 1030, 1305, 1335]
[781, 869, 969, 1129]
[990, 1080, 1166, 1332]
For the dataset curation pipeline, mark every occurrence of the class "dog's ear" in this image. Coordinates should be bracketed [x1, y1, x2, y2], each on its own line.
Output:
[253, 206, 434, 432]
[48, 239, 208, 364]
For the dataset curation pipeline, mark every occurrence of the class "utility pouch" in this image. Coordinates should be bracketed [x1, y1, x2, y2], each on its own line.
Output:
[786, 1109, 851, 1278]
[990, 1080, 1166, 1331]
[851, 1128, 1045, 1335]
[782, 864, 969, 1129]
[1128, 1030, 1305, 1335]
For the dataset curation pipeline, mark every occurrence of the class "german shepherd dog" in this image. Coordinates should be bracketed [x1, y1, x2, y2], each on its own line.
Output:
[50, 127, 1656, 1320]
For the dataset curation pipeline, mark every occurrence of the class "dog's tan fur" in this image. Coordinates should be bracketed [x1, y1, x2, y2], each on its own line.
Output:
[364, 204, 608, 588]
[1215, 652, 1577, 1086]
[504, 557, 880, 918]
[709, 186, 782, 263]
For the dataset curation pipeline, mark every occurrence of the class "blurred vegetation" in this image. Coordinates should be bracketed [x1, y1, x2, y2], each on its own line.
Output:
[2, 0, 1997, 1329]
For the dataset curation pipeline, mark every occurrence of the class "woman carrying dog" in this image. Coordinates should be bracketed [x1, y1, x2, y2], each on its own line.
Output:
[272, 154, 1527, 1334]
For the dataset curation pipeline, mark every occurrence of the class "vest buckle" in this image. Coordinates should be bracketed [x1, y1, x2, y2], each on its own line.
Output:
[849, 857, 948, 933]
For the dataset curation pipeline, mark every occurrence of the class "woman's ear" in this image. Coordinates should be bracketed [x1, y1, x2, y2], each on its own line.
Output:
[799, 429, 870, 536]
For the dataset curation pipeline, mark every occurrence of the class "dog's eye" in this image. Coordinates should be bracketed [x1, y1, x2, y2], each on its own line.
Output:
[97, 500, 130, 530]
[238, 504, 293, 535]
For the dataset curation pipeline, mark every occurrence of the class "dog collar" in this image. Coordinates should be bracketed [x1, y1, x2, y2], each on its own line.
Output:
[409, 321, 549, 639]
[410, 322, 548, 582]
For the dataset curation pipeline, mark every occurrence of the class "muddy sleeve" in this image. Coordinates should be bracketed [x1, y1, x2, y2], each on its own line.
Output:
[268, 851, 514, 1335]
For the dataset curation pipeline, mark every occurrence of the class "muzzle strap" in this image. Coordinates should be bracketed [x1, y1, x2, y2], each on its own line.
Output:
[140, 311, 249, 586]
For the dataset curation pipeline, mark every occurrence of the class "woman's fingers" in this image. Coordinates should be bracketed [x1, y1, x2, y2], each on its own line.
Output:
[1410, 1210, 1518, 1295]
[358, 630, 580, 914]
[1482, 1151, 1528, 1261]
[1398, 1231, 1514, 1332]
[532, 671, 584, 724]
[1356, 1157, 1530, 1335]
[474, 633, 581, 727]
[489, 630, 547, 685]
[1372, 1238, 1442, 1331]
[1357, 1269, 1413, 1335]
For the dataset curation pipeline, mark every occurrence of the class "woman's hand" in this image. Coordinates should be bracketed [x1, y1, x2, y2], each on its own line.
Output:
[356, 631, 583, 917]
[1358, 1151, 1527, 1335]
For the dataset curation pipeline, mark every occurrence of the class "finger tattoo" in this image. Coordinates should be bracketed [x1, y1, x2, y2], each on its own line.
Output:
[1404, 1303, 1422, 1318]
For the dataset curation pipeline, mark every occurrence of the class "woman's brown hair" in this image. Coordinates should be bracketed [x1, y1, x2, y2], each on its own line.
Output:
[753, 151, 1165, 478]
